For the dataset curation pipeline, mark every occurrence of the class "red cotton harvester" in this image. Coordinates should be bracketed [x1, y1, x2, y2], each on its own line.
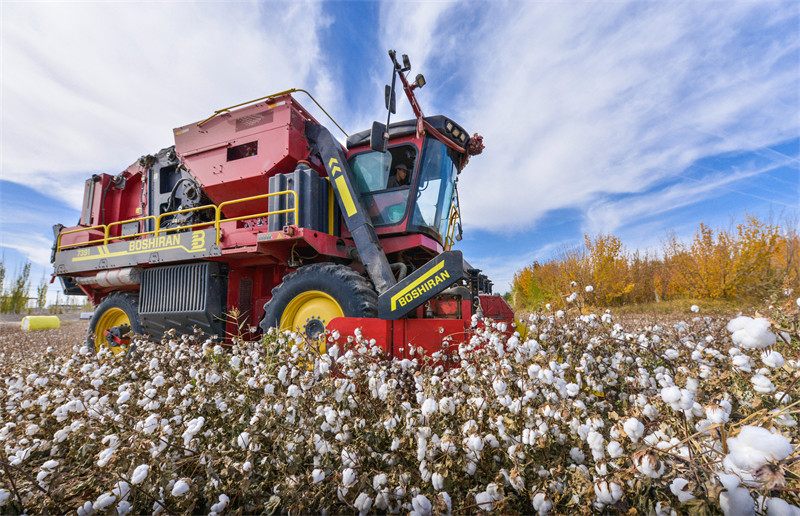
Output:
[51, 50, 518, 357]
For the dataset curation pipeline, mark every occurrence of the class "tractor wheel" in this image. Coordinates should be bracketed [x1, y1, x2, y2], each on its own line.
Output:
[88, 292, 143, 355]
[260, 263, 378, 340]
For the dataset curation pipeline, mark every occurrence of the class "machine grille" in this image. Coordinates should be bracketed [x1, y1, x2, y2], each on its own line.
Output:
[140, 262, 209, 313]
[138, 261, 227, 339]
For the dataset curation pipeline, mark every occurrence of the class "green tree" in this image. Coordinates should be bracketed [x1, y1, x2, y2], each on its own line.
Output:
[36, 273, 49, 310]
[1, 261, 31, 313]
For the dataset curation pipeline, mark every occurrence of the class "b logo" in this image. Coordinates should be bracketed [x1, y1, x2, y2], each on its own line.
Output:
[191, 231, 205, 252]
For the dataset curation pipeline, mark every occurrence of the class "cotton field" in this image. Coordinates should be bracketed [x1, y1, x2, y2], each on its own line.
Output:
[1, 300, 799, 515]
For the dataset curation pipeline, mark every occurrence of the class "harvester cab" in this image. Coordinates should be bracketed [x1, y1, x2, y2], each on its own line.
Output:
[51, 50, 515, 357]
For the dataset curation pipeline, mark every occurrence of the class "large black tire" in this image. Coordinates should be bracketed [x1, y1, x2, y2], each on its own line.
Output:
[88, 292, 143, 354]
[259, 263, 378, 338]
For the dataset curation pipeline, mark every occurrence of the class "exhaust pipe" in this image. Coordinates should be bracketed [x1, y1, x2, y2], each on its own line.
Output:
[74, 268, 141, 288]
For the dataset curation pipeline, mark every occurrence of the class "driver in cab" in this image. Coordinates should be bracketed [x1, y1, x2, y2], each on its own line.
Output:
[387, 163, 410, 188]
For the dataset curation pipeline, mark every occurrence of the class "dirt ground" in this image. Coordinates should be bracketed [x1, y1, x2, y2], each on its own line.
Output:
[0, 317, 88, 362]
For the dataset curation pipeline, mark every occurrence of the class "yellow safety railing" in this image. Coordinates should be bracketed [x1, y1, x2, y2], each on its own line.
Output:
[56, 190, 298, 252]
[444, 204, 460, 251]
[214, 191, 298, 245]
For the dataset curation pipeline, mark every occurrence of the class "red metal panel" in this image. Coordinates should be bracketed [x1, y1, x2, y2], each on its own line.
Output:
[174, 97, 313, 217]
[327, 316, 471, 360]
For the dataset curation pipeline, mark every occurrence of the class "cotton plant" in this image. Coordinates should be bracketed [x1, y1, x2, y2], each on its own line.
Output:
[1, 301, 799, 514]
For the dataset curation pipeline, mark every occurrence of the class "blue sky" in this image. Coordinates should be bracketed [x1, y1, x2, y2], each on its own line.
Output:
[1, 0, 798, 298]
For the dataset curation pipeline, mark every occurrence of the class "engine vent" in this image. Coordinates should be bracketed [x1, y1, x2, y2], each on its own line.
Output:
[139, 262, 227, 338]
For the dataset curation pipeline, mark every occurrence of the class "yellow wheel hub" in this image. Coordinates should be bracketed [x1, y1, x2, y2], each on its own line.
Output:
[280, 291, 343, 348]
[94, 307, 131, 355]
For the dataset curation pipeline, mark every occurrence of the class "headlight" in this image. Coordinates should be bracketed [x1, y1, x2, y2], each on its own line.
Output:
[445, 121, 453, 132]
[452, 128, 460, 139]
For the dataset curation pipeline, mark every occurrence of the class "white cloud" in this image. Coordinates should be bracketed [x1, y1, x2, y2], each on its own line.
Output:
[583, 160, 796, 236]
[1, 1, 333, 210]
[414, 2, 800, 232]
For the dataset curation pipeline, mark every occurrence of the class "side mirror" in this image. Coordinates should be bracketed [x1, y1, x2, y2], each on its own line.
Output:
[384, 85, 396, 114]
[370, 121, 388, 153]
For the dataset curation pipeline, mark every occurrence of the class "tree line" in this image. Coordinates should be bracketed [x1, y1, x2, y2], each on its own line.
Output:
[0, 259, 48, 314]
[511, 215, 800, 309]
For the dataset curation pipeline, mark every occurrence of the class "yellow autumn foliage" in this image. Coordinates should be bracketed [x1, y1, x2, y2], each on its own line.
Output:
[512, 214, 800, 309]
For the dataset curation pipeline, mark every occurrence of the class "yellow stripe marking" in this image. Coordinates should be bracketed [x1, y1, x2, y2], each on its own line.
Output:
[391, 261, 444, 311]
[334, 176, 357, 217]
[72, 244, 195, 262]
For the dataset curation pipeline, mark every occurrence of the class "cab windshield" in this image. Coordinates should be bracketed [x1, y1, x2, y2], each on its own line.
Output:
[349, 144, 417, 226]
[410, 139, 458, 238]
[348, 138, 458, 239]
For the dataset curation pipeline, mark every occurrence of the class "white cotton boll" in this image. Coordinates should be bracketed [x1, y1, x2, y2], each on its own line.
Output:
[421, 398, 438, 417]
[706, 405, 730, 424]
[717, 473, 754, 516]
[0, 489, 10, 507]
[131, 464, 149, 485]
[635, 452, 664, 478]
[585, 285, 594, 293]
[171, 479, 190, 497]
[556, 310, 565, 318]
[432, 472, 444, 491]
[566, 383, 579, 397]
[96, 447, 115, 468]
[210, 494, 230, 513]
[624, 418, 645, 443]
[474, 491, 495, 511]
[93, 492, 116, 511]
[229, 356, 241, 370]
[413, 494, 433, 515]
[765, 497, 800, 516]
[669, 478, 695, 502]
[311, 469, 325, 484]
[751, 374, 776, 394]
[439, 397, 455, 415]
[727, 316, 777, 349]
[725, 425, 793, 471]
[587, 431, 605, 461]
[142, 415, 159, 435]
[532, 492, 552, 515]
[373, 473, 387, 490]
[762, 350, 785, 369]
[594, 481, 623, 505]
[117, 501, 132, 516]
[732, 355, 752, 372]
[241, 461, 252, 473]
[607, 441, 623, 458]
[42, 460, 59, 471]
[342, 468, 357, 487]
[237, 432, 250, 450]
[691, 305, 700, 313]
[570, 447, 585, 464]
[566, 292, 577, 303]
[493, 379, 507, 396]
[354, 493, 373, 516]
[661, 386, 681, 405]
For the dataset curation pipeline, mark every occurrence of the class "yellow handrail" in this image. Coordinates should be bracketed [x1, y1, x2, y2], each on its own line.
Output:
[444, 204, 460, 251]
[106, 216, 157, 242]
[57, 224, 107, 251]
[155, 206, 216, 236]
[215, 191, 298, 245]
[56, 190, 299, 252]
